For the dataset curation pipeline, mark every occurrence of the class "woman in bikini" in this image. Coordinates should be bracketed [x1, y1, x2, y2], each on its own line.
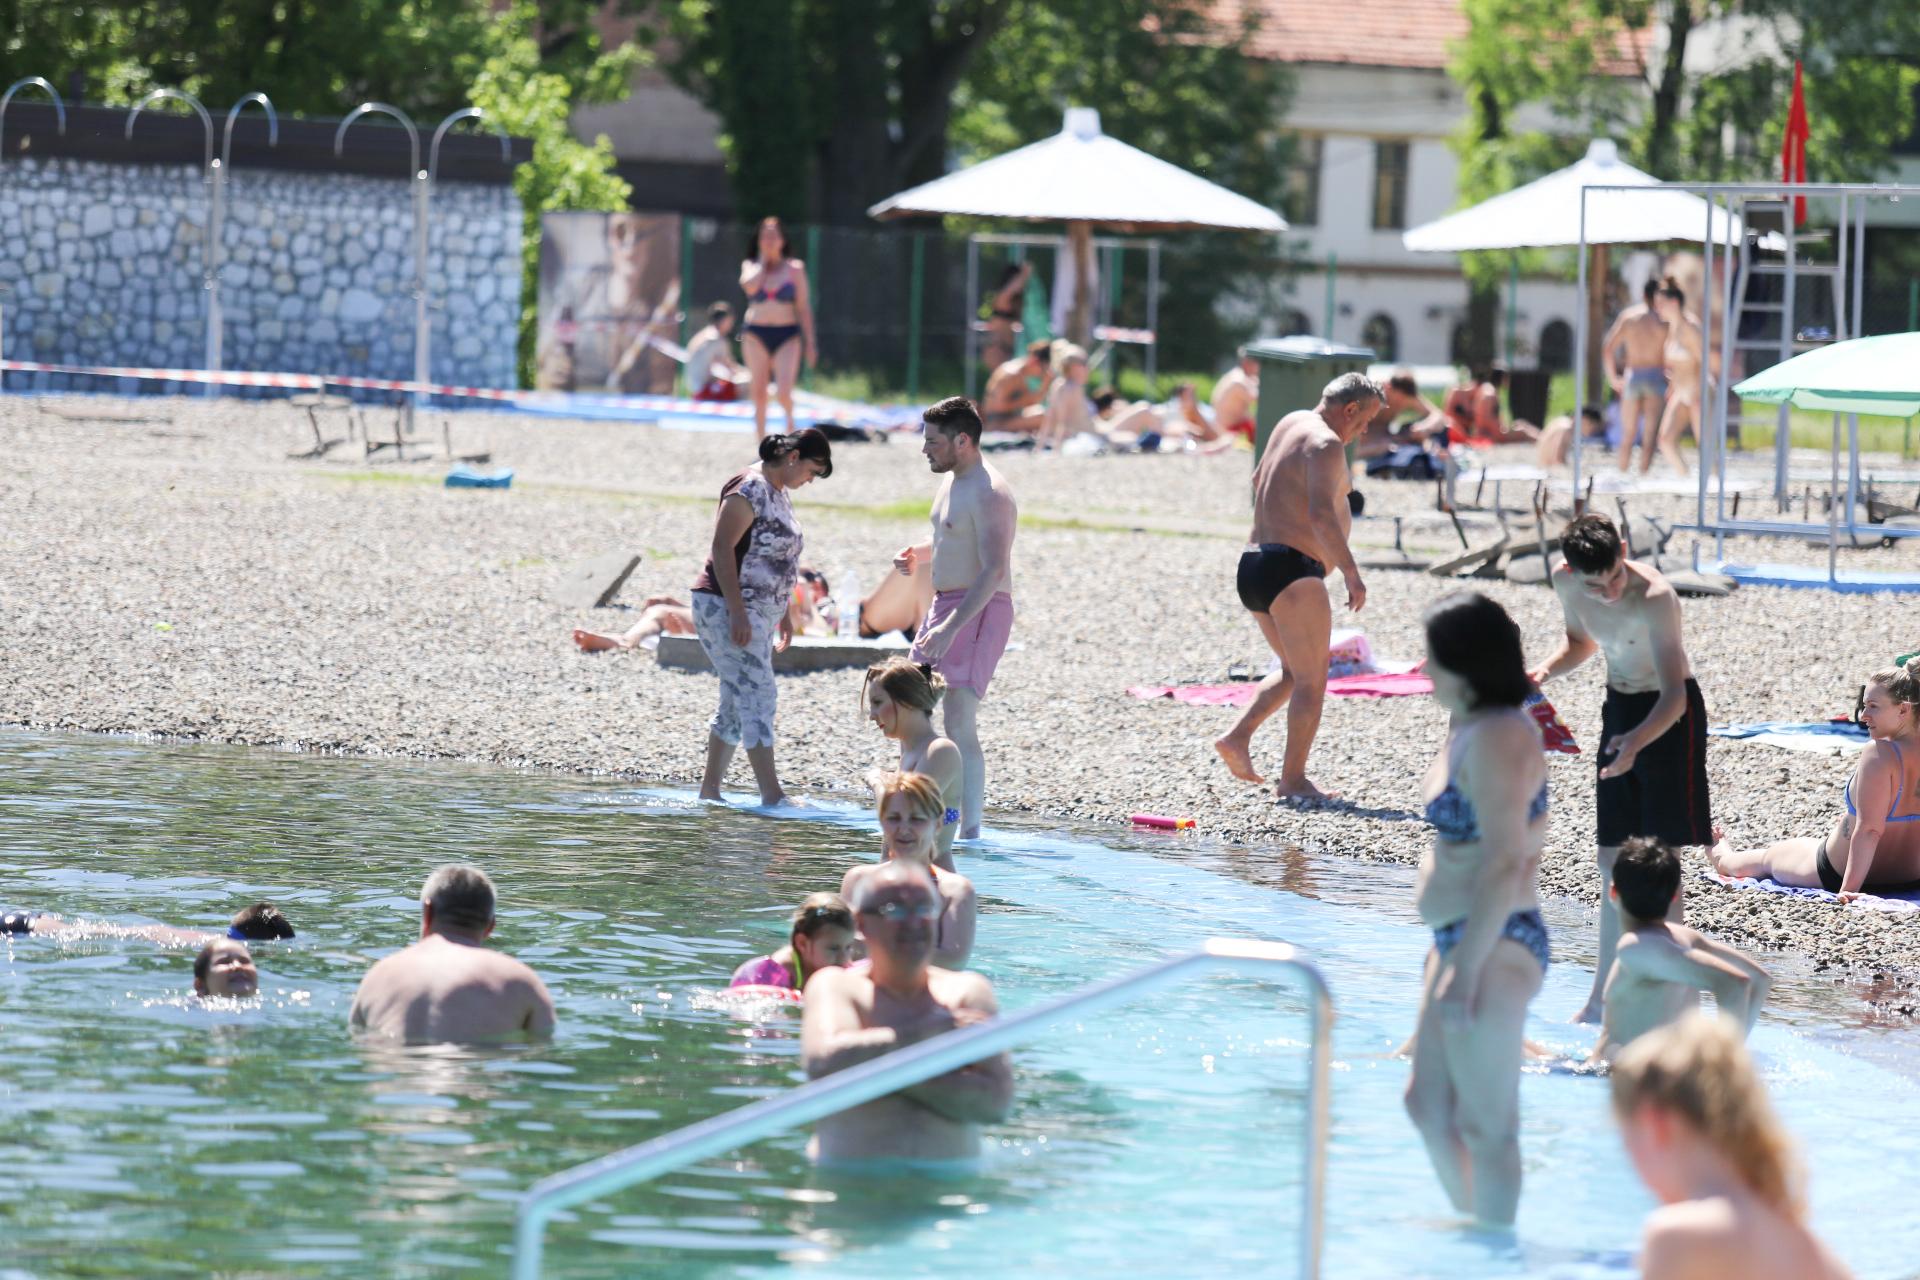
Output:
[1711, 658, 1920, 902]
[739, 216, 817, 441]
[980, 261, 1031, 371]
[1404, 590, 1549, 1228]
[841, 771, 976, 969]
[1648, 278, 1715, 477]
[863, 658, 964, 869]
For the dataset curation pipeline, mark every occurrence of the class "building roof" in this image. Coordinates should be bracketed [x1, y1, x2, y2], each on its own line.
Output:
[1209, 0, 1649, 76]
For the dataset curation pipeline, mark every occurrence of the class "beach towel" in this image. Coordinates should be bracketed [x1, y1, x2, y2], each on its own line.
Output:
[1708, 721, 1869, 755]
[1525, 691, 1580, 754]
[1127, 669, 1434, 706]
[1700, 868, 1920, 915]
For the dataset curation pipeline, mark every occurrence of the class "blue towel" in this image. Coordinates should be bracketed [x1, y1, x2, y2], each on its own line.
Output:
[1708, 721, 1867, 752]
[445, 466, 514, 490]
[1702, 868, 1920, 914]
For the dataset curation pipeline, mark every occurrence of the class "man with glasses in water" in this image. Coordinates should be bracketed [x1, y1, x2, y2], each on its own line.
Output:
[802, 863, 1012, 1163]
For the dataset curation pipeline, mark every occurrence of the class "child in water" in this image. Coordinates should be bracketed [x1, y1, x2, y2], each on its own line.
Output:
[1612, 1015, 1850, 1279]
[730, 892, 856, 992]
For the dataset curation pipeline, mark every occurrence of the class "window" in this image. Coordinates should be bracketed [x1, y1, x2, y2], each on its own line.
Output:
[1283, 135, 1322, 227]
[1372, 141, 1410, 230]
[1278, 308, 1312, 338]
[1360, 313, 1398, 362]
[1539, 319, 1574, 372]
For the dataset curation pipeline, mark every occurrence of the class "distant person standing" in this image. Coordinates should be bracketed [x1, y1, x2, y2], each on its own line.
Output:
[685, 302, 741, 402]
[1214, 373, 1381, 802]
[1210, 348, 1260, 445]
[739, 216, 817, 441]
[1650, 278, 1717, 478]
[895, 397, 1018, 839]
[980, 261, 1032, 371]
[1603, 279, 1671, 472]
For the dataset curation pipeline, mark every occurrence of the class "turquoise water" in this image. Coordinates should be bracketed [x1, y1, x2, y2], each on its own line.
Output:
[2, 732, 1917, 1279]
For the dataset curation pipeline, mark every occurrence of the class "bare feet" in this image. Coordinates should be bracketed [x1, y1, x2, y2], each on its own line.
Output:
[1570, 1000, 1602, 1025]
[1213, 734, 1264, 783]
[1707, 823, 1732, 870]
[1274, 777, 1341, 804]
[572, 628, 630, 653]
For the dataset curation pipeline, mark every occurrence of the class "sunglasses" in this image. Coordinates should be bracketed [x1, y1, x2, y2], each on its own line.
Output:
[862, 900, 941, 922]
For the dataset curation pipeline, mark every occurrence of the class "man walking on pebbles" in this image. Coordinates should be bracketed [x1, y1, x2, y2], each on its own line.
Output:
[1215, 372, 1380, 803]
[897, 397, 1017, 839]
[1529, 513, 1712, 1024]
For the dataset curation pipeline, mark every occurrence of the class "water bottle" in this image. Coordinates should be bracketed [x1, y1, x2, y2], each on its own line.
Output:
[835, 569, 861, 640]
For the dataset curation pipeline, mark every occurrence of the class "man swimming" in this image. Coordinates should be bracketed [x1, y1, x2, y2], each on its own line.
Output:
[1529, 514, 1712, 1023]
[2, 899, 296, 946]
[801, 862, 1012, 1163]
[1214, 372, 1380, 802]
[349, 864, 556, 1044]
[896, 396, 1018, 839]
[1591, 838, 1769, 1066]
[193, 937, 260, 998]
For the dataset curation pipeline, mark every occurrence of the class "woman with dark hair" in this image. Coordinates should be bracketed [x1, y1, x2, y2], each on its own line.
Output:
[980, 260, 1032, 371]
[690, 428, 833, 806]
[1404, 590, 1548, 1227]
[739, 216, 816, 441]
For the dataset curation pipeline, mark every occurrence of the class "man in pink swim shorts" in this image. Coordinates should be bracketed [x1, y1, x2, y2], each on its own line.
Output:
[895, 396, 1019, 840]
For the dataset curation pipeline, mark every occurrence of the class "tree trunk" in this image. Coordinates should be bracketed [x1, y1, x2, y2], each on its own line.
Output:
[1644, 0, 1694, 177]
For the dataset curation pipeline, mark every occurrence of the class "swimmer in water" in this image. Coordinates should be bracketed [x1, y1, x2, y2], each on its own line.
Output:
[802, 862, 1011, 1164]
[2, 900, 296, 947]
[730, 892, 857, 992]
[1611, 1015, 1851, 1279]
[193, 938, 259, 998]
[842, 771, 977, 970]
[864, 658, 964, 870]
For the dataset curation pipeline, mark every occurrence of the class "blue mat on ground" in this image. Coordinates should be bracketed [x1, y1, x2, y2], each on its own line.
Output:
[445, 466, 513, 489]
[1708, 721, 1868, 754]
[1702, 868, 1920, 914]
[1701, 560, 1920, 594]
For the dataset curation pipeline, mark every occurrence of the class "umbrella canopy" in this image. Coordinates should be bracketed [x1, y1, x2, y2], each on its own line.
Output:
[1733, 332, 1920, 418]
[1402, 139, 1743, 252]
[867, 108, 1285, 234]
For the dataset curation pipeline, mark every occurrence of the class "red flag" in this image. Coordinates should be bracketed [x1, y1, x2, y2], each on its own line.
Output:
[1782, 61, 1810, 227]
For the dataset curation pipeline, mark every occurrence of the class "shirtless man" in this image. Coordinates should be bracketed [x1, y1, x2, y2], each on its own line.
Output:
[980, 340, 1049, 434]
[801, 862, 1012, 1163]
[1214, 372, 1380, 802]
[1591, 838, 1769, 1065]
[1210, 348, 1260, 445]
[349, 864, 556, 1044]
[1603, 281, 1671, 473]
[1528, 514, 1712, 1023]
[896, 397, 1018, 838]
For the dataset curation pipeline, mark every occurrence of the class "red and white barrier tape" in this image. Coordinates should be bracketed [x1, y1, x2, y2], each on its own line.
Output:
[1092, 324, 1156, 345]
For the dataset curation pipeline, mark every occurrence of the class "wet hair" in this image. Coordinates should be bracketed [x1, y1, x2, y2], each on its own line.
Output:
[752, 216, 789, 263]
[1322, 371, 1384, 409]
[1026, 339, 1052, 361]
[864, 656, 946, 715]
[421, 864, 496, 934]
[759, 426, 833, 479]
[1658, 275, 1686, 303]
[1611, 1014, 1804, 1219]
[790, 891, 854, 941]
[874, 770, 946, 823]
[193, 938, 247, 987]
[1613, 837, 1681, 922]
[995, 262, 1026, 289]
[707, 301, 732, 324]
[1387, 370, 1419, 397]
[923, 395, 983, 444]
[1865, 656, 1920, 711]
[1561, 513, 1625, 574]
[1422, 591, 1531, 709]
[230, 901, 294, 941]
[1642, 278, 1660, 303]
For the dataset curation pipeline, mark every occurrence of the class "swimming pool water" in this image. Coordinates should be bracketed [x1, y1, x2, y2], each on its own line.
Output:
[2, 732, 1917, 1279]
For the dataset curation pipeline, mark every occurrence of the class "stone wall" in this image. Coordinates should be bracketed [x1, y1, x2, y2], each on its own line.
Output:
[0, 157, 522, 393]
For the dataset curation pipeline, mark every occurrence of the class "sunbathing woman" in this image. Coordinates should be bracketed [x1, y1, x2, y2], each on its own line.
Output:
[864, 659, 963, 869]
[574, 570, 840, 653]
[1710, 658, 1920, 902]
[841, 771, 976, 969]
[1404, 591, 1549, 1228]
[730, 892, 857, 993]
[1611, 1014, 1850, 1279]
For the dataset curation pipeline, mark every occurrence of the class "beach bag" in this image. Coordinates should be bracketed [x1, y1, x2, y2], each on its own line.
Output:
[1364, 444, 1439, 480]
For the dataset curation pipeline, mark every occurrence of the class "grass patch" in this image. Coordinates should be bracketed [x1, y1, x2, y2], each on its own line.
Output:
[310, 470, 438, 487]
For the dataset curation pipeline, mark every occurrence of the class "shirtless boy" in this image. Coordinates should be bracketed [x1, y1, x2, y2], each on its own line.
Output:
[1529, 514, 1712, 1023]
[1214, 372, 1380, 802]
[981, 340, 1049, 434]
[801, 863, 1013, 1163]
[1591, 838, 1769, 1065]
[897, 397, 1018, 838]
[1210, 348, 1260, 445]
[1602, 281, 1671, 473]
[349, 864, 556, 1044]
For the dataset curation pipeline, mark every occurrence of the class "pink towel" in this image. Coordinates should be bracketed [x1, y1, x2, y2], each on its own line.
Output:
[1127, 670, 1434, 706]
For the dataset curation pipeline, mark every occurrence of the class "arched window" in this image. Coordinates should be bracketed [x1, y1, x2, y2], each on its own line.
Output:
[1278, 308, 1312, 338]
[1538, 319, 1574, 372]
[1360, 312, 1398, 361]
[1449, 322, 1472, 366]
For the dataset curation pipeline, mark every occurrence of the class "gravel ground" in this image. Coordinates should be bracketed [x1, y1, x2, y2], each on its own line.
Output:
[4, 395, 1919, 993]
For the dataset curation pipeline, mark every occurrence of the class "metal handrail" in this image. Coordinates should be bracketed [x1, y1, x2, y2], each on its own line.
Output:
[512, 937, 1335, 1279]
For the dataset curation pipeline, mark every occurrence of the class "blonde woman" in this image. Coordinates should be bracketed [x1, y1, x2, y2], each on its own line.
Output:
[863, 658, 963, 869]
[1711, 658, 1920, 902]
[841, 772, 976, 970]
[1038, 344, 1094, 450]
[1612, 1015, 1850, 1279]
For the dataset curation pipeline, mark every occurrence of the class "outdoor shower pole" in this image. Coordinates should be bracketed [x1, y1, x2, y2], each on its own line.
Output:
[126, 90, 214, 391]
[426, 108, 513, 414]
[0, 78, 67, 391]
[1572, 187, 1588, 500]
[1714, 190, 1739, 530]
[1696, 189, 1713, 531]
[964, 237, 979, 399]
[1505, 255, 1518, 366]
[335, 105, 421, 412]
[210, 94, 279, 394]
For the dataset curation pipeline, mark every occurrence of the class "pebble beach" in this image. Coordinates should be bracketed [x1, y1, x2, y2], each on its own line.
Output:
[5, 394, 1919, 1001]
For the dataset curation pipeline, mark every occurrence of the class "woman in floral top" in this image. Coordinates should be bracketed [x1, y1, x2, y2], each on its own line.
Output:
[690, 428, 834, 804]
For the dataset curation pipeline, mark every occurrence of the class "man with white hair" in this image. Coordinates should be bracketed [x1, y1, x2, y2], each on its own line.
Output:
[1215, 371, 1383, 803]
[349, 864, 555, 1044]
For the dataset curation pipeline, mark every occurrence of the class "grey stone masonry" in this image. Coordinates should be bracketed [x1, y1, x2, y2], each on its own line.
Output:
[0, 157, 522, 394]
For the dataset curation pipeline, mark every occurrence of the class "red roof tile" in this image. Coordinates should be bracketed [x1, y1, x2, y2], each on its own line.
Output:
[1207, 0, 1649, 76]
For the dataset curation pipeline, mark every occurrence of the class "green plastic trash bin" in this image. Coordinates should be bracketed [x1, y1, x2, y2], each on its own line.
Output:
[1245, 336, 1375, 461]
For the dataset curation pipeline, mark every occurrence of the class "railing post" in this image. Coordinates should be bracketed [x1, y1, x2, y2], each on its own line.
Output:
[906, 233, 924, 402]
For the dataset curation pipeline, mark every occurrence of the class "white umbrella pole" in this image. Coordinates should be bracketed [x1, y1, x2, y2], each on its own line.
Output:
[1068, 220, 1093, 347]
[1573, 190, 1588, 501]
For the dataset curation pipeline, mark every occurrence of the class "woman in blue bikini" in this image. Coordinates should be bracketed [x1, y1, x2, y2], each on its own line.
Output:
[863, 657, 964, 869]
[1404, 591, 1549, 1228]
[1711, 658, 1920, 903]
[739, 216, 817, 441]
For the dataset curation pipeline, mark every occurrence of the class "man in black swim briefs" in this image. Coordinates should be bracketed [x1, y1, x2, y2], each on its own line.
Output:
[1214, 372, 1382, 803]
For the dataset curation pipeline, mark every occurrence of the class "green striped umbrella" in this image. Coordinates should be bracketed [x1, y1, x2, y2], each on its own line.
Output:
[1733, 332, 1920, 417]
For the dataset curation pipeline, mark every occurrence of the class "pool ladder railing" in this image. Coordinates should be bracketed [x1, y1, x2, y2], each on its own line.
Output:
[512, 937, 1335, 1279]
